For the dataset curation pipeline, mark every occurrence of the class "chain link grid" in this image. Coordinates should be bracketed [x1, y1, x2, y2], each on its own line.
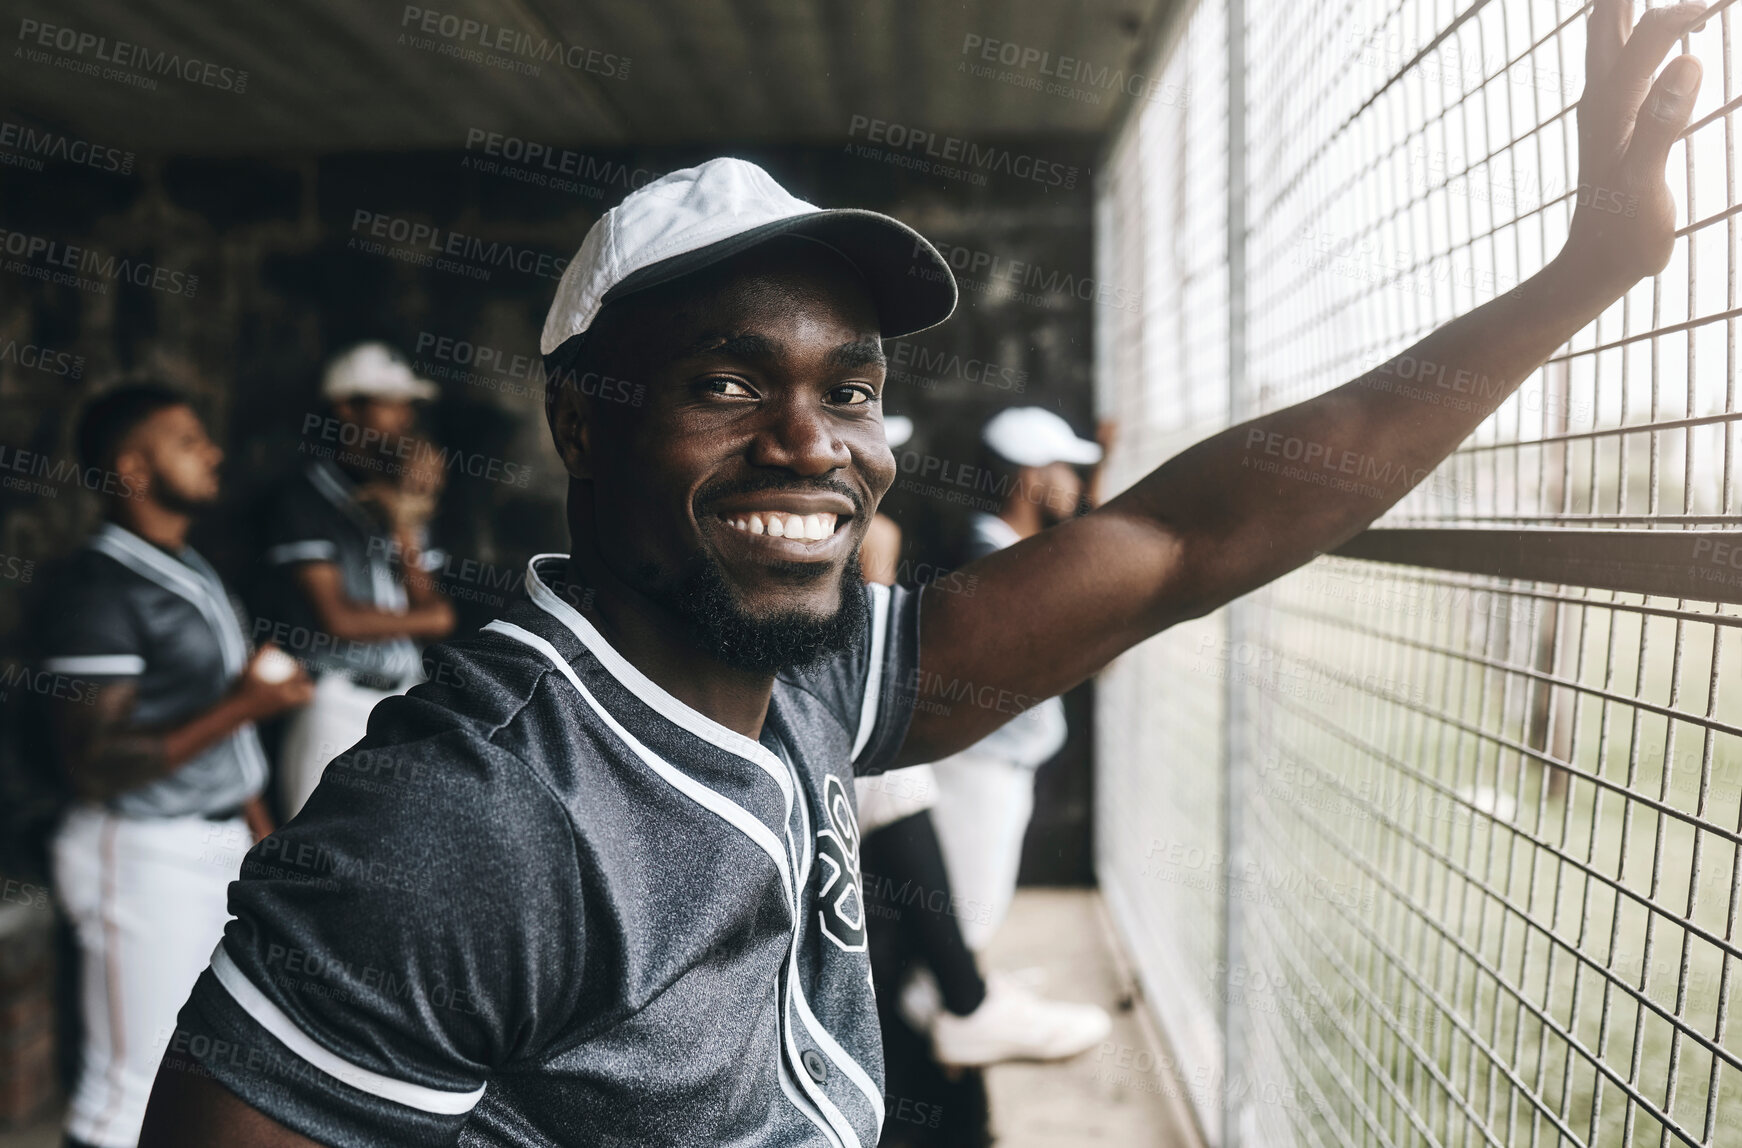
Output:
[1238, 1, 1739, 1143]
[1098, 1, 1740, 1144]
[1095, 0, 1234, 1130]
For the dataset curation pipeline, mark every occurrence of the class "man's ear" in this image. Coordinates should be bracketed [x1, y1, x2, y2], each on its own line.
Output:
[112, 445, 152, 502]
[548, 378, 595, 481]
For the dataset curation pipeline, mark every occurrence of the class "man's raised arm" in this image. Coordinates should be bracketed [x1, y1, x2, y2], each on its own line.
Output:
[140, 1068, 320, 1147]
[898, 0, 1706, 765]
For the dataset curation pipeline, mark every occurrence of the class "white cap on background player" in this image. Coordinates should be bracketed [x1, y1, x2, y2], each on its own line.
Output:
[321, 342, 438, 403]
[982, 407, 1102, 468]
[540, 157, 958, 357]
[883, 415, 913, 448]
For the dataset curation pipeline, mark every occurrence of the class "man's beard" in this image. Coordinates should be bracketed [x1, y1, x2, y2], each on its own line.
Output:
[151, 476, 217, 516]
[640, 549, 871, 673]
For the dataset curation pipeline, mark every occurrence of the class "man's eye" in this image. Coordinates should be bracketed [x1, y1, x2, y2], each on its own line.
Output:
[829, 386, 874, 406]
[705, 377, 755, 397]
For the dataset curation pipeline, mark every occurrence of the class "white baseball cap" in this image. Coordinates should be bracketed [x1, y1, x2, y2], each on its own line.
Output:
[982, 407, 1103, 468]
[883, 415, 914, 448]
[540, 157, 958, 357]
[321, 343, 437, 403]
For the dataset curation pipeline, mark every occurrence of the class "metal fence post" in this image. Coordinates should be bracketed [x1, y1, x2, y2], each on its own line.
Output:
[1221, 0, 1250, 1143]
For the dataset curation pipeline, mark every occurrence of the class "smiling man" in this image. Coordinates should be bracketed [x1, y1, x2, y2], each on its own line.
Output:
[141, 4, 1705, 1144]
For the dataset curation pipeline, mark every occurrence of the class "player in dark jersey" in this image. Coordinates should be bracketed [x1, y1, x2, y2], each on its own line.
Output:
[41, 385, 313, 1148]
[141, 7, 1705, 1143]
[266, 343, 455, 816]
[855, 416, 1112, 1069]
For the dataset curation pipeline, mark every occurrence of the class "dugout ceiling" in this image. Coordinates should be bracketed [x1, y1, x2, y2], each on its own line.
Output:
[2, 0, 1174, 154]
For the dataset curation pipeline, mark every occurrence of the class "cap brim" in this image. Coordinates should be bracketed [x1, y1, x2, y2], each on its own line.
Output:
[600, 209, 958, 340]
[1060, 439, 1104, 465]
[325, 381, 438, 403]
[986, 436, 1105, 468]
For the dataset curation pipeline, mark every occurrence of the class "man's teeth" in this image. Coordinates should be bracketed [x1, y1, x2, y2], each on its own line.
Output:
[724, 512, 837, 541]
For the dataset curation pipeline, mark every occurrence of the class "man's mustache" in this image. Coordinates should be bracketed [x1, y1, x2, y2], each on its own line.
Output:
[695, 474, 866, 518]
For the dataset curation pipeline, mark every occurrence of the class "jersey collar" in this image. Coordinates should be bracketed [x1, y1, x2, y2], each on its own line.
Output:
[89, 522, 248, 675]
[519, 554, 796, 809]
[308, 459, 383, 536]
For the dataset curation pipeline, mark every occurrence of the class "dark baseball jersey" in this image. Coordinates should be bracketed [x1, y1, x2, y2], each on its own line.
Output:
[39, 522, 269, 817]
[170, 555, 921, 1147]
[263, 459, 421, 687]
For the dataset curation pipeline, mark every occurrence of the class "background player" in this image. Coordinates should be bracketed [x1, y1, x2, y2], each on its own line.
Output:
[921, 406, 1104, 954]
[857, 414, 1111, 1070]
[142, 5, 1707, 1142]
[41, 384, 312, 1148]
[266, 343, 454, 815]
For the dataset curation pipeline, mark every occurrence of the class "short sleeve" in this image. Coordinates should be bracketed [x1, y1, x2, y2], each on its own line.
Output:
[783, 582, 921, 778]
[39, 575, 147, 679]
[168, 712, 584, 1146]
[263, 487, 341, 566]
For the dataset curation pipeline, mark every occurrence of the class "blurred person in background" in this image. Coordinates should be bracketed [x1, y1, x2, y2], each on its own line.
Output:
[41, 384, 312, 1148]
[266, 344, 455, 816]
[921, 407, 1107, 955]
[857, 413, 1110, 1070]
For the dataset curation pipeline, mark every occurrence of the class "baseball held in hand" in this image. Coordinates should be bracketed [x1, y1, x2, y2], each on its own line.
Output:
[252, 647, 299, 684]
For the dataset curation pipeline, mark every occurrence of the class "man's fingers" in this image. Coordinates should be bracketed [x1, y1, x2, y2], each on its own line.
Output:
[1612, 4, 1707, 114]
[1587, 0, 1632, 79]
[1628, 53, 1703, 169]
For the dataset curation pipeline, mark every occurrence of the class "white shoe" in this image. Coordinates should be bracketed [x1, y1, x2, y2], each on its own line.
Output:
[899, 968, 944, 1033]
[930, 972, 1113, 1067]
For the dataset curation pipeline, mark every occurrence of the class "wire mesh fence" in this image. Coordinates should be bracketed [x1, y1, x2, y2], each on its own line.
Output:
[1095, 0, 1233, 1132]
[1095, 1, 1742, 1145]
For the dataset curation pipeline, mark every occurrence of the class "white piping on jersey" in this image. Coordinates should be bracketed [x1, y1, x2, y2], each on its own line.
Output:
[42, 654, 147, 676]
[778, 1056, 847, 1148]
[308, 460, 378, 535]
[209, 945, 487, 1115]
[264, 539, 339, 565]
[789, 953, 883, 1136]
[521, 554, 795, 816]
[87, 524, 271, 785]
[768, 786, 856, 1148]
[774, 779, 865, 1148]
[849, 582, 891, 764]
[182, 546, 257, 662]
[91, 524, 247, 675]
[779, 755, 885, 1137]
[523, 554, 883, 1132]
[482, 619, 797, 916]
[485, 614, 867, 1148]
[533, 547, 885, 1138]
[307, 461, 408, 612]
[783, 986, 861, 1148]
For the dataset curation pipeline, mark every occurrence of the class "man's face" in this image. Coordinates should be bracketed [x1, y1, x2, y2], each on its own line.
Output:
[563, 239, 896, 668]
[336, 397, 417, 447]
[121, 404, 223, 510]
[1026, 461, 1083, 525]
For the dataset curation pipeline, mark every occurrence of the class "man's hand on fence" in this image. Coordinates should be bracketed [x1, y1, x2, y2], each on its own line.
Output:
[891, 0, 1717, 770]
[1565, 0, 1705, 299]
